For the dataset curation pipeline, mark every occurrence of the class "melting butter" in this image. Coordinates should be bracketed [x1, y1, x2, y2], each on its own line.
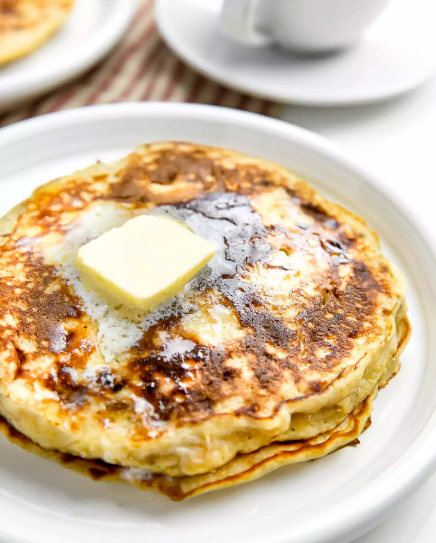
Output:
[75, 215, 216, 314]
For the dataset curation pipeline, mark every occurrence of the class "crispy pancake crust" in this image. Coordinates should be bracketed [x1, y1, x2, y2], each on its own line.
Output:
[0, 0, 74, 65]
[0, 387, 375, 501]
[0, 142, 410, 479]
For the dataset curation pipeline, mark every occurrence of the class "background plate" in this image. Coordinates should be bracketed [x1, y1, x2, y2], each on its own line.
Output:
[0, 103, 436, 543]
[156, 0, 436, 106]
[0, 0, 137, 112]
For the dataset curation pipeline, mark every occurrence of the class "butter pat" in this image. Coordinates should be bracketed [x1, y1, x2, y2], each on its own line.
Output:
[75, 215, 216, 313]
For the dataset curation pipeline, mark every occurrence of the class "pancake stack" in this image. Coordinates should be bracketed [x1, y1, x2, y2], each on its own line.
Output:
[0, 142, 410, 500]
[0, 0, 74, 66]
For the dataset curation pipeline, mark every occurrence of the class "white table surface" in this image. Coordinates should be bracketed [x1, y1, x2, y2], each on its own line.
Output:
[281, 72, 436, 543]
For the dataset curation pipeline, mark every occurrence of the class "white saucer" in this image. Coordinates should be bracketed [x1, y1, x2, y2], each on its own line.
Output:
[156, 0, 436, 106]
[1, 103, 436, 543]
[0, 0, 137, 113]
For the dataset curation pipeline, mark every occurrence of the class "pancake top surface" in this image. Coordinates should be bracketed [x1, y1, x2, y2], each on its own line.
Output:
[0, 142, 406, 440]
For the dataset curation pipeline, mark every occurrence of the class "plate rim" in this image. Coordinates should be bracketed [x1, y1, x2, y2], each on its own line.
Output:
[1, 102, 436, 543]
[155, 0, 436, 107]
[0, 0, 138, 110]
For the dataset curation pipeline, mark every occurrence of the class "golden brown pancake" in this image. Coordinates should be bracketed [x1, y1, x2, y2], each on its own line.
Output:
[0, 0, 74, 66]
[0, 142, 410, 498]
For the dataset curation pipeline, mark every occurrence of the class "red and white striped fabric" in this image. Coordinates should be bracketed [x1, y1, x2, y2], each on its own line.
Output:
[0, 0, 279, 128]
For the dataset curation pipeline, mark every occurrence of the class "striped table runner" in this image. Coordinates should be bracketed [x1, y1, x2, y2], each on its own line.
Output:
[0, 0, 278, 128]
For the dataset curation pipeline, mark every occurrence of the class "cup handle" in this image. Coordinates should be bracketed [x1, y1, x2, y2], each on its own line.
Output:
[220, 0, 272, 47]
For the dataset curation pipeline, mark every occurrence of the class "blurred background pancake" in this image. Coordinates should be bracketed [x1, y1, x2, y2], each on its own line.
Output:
[0, 0, 74, 66]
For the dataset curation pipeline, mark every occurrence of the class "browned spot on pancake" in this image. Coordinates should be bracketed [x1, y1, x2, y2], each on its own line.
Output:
[0, 0, 15, 15]
[128, 322, 240, 421]
[289, 198, 358, 250]
[60, 453, 77, 464]
[293, 261, 383, 371]
[1, 415, 25, 441]
[0, 249, 94, 396]
[0, 182, 99, 245]
[12, 342, 26, 379]
[0, 256, 80, 351]
[0, 0, 21, 30]
[106, 400, 130, 412]
[299, 201, 336, 225]
[217, 278, 300, 391]
[109, 147, 289, 206]
[30, 180, 100, 229]
[44, 363, 128, 410]
[89, 468, 109, 480]
[308, 380, 323, 393]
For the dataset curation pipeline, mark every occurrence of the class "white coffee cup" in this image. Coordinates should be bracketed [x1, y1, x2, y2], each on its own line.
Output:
[220, 0, 392, 53]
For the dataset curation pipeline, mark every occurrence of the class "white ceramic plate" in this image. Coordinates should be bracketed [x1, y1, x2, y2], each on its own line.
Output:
[0, 0, 137, 113]
[1, 103, 436, 543]
[155, 0, 436, 106]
